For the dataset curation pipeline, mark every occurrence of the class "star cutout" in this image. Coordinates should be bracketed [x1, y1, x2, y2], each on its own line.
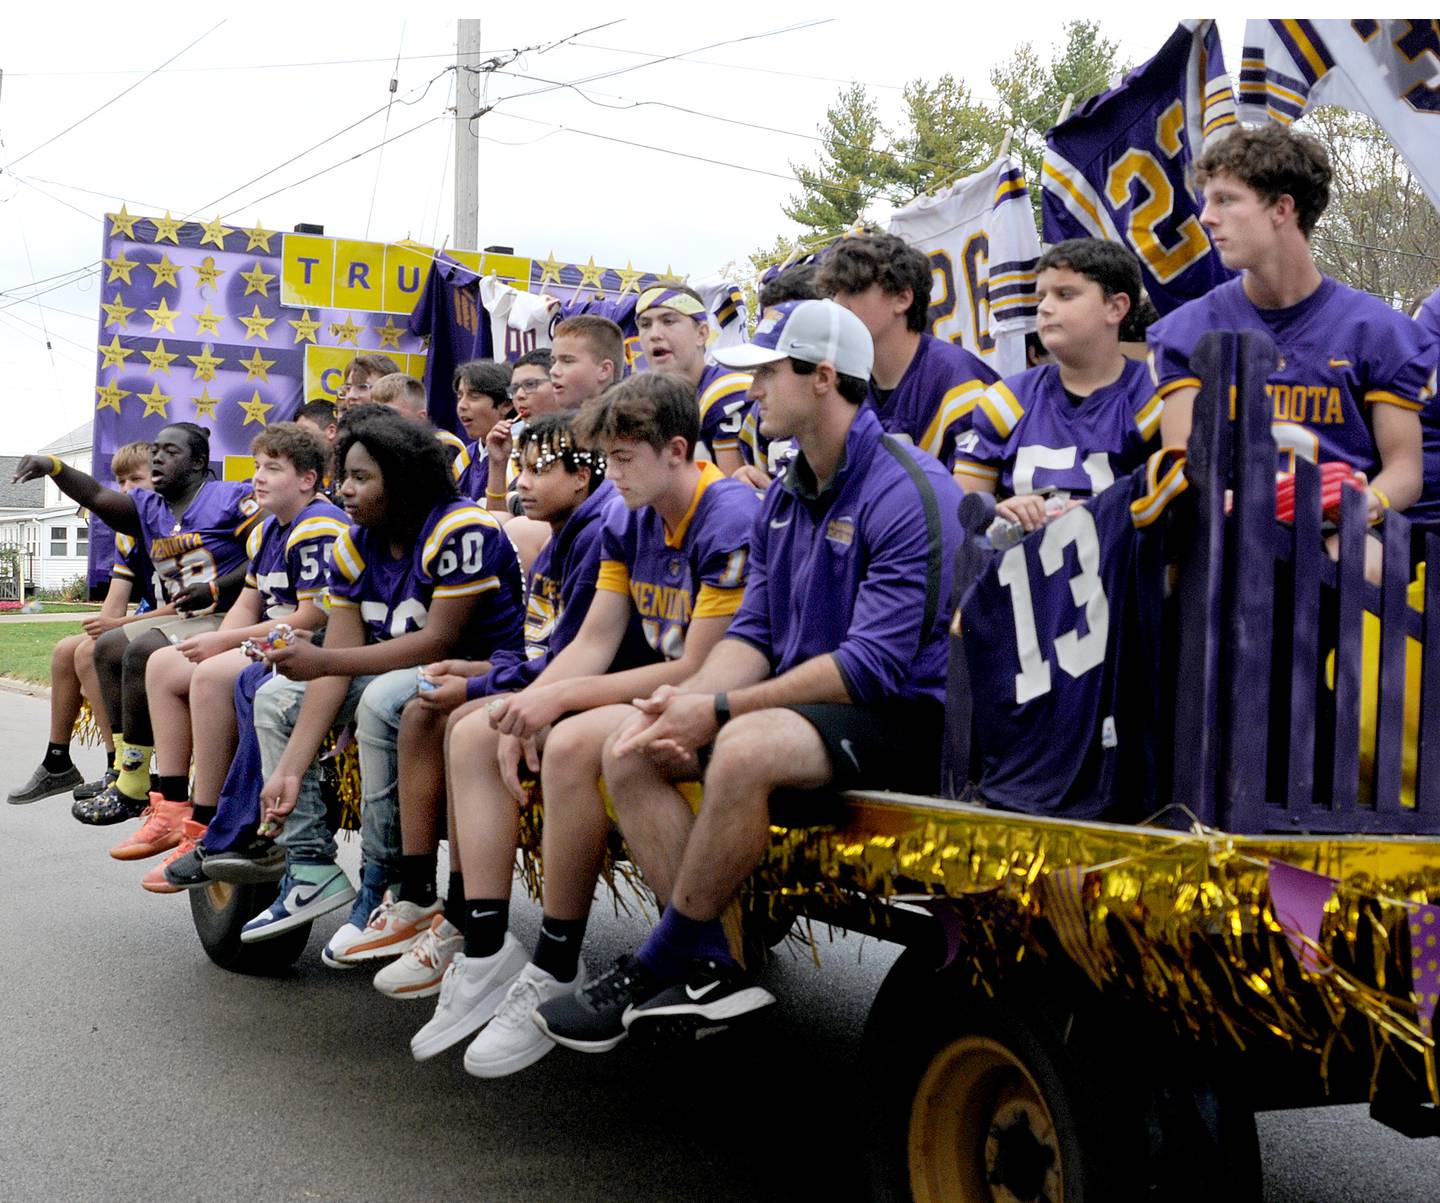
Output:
[192, 387, 221, 420]
[238, 348, 276, 382]
[98, 335, 134, 369]
[146, 253, 181, 288]
[576, 256, 605, 289]
[194, 305, 224, 336]
[240, 222, 277, 253]
[238, 305, 275, 341]
[100, 293, 136, 329]
[615, 260, 644, 297]
[138, 383, 172, 419]
[536, 251, 565, 287]
[145, 296, 180, 333]
[95, 381, 130, 414]
[375, 317, 405, 349]
[199, 216, 233, 250]
[144, 340, 178, 375]
[659, 264, 686, 286]
[150, 211, 183, 245]
[187, 345, 224, 382]
[239, 261, 276, 298]
[109, 206, 141, 239]
[329, 315, 362, 346]
[288, 310, 321, 345]
[193, 256, 224, 288]
[104, 252, 138, 285]
[239, 390, 273, 427]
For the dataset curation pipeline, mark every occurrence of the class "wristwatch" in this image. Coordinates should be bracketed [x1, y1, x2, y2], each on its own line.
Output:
[713, 692, 731, 727]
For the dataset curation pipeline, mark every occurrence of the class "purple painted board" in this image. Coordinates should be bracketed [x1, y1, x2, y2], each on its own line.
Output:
[1286, 456, 1322, 813]
[1417, 531, 1440, 816]
[1371, 509, 1411, 813]
[1328, 484, 1368, 816]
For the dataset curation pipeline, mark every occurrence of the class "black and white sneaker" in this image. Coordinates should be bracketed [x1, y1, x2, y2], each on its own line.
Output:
[162, 842, 210, 890]
[532, 955, 659, 1053]
[202, 835, 285, 883]
[623, 959, 776, 1040]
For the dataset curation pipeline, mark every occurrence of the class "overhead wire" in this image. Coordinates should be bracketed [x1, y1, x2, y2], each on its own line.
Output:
[570, 37, 906, 91]
[366, 23, 407, 239]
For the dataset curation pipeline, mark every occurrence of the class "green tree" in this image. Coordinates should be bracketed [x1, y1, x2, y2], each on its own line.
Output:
[887, 74, 1001, 202]
[783, 83, 891, 236]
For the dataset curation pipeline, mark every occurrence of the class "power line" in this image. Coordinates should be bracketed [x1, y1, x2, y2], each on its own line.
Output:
[1312, 233, 1440, 265]
[569, 37, 906, 92]
[2, 20, 227, 172]
[366, 25, 407, 240]
[5, 172, 173, 214]
[1, 48, 510, 79]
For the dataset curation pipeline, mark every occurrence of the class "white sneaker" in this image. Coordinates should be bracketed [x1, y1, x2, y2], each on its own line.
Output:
[336, 896, 443, 964]
[373, 915, 462, 999]
[321, 922, 366, 969]
[463, 960, 588, 1079]
[410, 933, 527, 1061]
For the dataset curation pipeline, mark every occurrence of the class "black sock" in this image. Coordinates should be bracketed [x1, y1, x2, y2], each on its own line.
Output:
[463, 899, 509, 958]
[156, 775, 189, 803]
[192, 804, 216, 825]
[443, 872, 466, 930]
[532, 915, 587, 983]
[398, 853, 438, 906]
[43, 742, 73, 774]
[106, 748, 116, 772]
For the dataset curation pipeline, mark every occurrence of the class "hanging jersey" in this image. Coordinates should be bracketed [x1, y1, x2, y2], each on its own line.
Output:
[328, 499, 525, 658]
[1148, 276, 1437, 478]
[596, 462, 759, 660]
[244, 496, 349, 619]
[955, 358, 1163, 496]
[133, 481, 261, 603]
[960, 453, 1187, 820]
[693, 277, 749, 353]
[479, 276, 558, 363]
[1042, 20, 1237, 316]
[695, 361, 753, 463]
[1411, 291, 1440, 524]
[869, 333, 999, 470]
[110, 531, 159, 611]
[409, 253, 490, 440]
[888, 153, 1043, 378]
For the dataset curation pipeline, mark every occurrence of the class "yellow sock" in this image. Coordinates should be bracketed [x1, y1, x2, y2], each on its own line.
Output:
[116, 739, 152, 798]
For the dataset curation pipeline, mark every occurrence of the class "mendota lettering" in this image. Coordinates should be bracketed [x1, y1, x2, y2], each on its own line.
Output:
[1268, 382, 1344, 424]
[630, 581, 693, 624]
[150, 531, 205, 560]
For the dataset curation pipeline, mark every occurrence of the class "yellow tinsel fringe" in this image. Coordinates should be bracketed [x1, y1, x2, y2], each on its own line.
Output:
[71, 699, 104, 748]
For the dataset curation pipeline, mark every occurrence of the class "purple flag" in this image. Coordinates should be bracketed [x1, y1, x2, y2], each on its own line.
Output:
[1268, 859, 1336, 974]
[1409, 902, 1440, 1036]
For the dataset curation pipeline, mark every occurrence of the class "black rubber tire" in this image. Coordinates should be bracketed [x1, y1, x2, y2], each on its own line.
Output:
[190, 878, 312, 974]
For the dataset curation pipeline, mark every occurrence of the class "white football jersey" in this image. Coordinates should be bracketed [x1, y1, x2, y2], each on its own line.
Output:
[479, 277, 558, 363]
[691, 276, 749, 355]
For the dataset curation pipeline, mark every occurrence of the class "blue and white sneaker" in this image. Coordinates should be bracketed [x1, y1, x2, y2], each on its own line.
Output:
[240, 862, 356, 943]
[321, 862, 390, 969]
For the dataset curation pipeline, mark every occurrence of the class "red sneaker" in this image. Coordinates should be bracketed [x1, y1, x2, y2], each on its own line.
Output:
[109, 794, 192, 861]
[141, 820, 208, 894]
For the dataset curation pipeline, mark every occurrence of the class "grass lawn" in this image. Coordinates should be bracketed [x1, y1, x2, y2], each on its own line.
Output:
[0, 621, 85, 684]
[0, 602, 101, 614]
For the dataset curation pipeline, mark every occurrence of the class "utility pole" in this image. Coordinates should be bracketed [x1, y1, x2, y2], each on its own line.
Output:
[453, 19, 482, 254]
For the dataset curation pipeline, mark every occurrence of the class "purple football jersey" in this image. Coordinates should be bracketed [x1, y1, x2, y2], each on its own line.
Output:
[132, 481, 261, 602]
[1148, 276, 1437, 478]
[868, 333, 999, 469]
[694, 362, 753, 462]
[1412, 289, 1440, 524]
[110, 531, 159, 610]
[244, 496, 349, 618]
[596, 463, 759, 660]
[955, 358, 1163, 496]
[328, 498, 524, 659]
[409, 253, 492, 439]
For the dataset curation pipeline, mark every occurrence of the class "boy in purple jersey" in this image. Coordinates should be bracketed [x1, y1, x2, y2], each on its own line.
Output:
[633, 284, 753, 475]
[1148, 125, 1433, 523]
[1410, 288, 1440, 527]
[410, 373, 757, 1073]
[817, 231, 999, 471]
[534, 300, 965, 1050]
[955, 239, 1163, 532]
[242, 407, 525, 963]
[7, 443, 176, 806]
[11, 423, 260, 825]
[452, 360, 514, 501]
[134, 424, 348, 890]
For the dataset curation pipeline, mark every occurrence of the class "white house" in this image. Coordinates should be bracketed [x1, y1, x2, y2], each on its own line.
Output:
[0, 420, 95, 593]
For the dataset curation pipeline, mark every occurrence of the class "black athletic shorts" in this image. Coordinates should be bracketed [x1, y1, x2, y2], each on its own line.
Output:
[785, 701, 944, 795]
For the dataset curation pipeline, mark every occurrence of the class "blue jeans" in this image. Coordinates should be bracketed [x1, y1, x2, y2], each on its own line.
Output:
[203, 661, 271, 854]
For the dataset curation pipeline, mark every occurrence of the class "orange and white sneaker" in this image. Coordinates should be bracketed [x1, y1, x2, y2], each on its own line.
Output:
[140, 820, 208, 894]
[373, 915, 463, 998]
[335, 894, 443, 964]
[109, 795, 192, 861]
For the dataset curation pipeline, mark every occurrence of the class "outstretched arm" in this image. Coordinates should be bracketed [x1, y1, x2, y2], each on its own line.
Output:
[10, 456, 140, 537]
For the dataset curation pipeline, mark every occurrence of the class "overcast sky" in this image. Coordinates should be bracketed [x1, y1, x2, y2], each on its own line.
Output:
[0, 2, 1280, 453]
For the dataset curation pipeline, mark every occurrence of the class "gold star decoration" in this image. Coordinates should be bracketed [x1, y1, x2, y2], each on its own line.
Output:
[193, 256, 224, 289]
[192, 387, 221, 420]
[100, 293, 136, 329]
[329, 315, 362, 346]
[288, 309, 321, 345]
[194, 304, 224, 336]
[615, 260, 644, 297]
[199, 216, 233, 250]
[139, 383, 172, 419]
[375, 317, 405, 350]
[239, 390, 273, 427]
[238, 348, 276, 382]
[146, 253, 181, 288]
[150, 211, 183, 245]
[144, 340, 179, 374]
[659, 264, 686, 286]
[187, 345, 224, 382]
[104, 252, 138, 285]
[145, 297, 180, 333]
[536, 251, 565, 287]
[108, 206, 141, 239]
[98, 335, 134, 369]
[95, 381, 130, 414]
[239, 261, 276, 298]
[576, 256, 605, 289]
[238, 304, 275, 341]
[240, 222, 277, 253]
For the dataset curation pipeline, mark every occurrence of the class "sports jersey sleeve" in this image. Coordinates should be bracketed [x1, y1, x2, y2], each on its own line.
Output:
[1360, 310, 1438, 412]
[697, 370, 753, 458]
[326, 526, 367, 610]
[217, 480, 264, 538]
[243, 521, 266, 589]
[1145, 305, 1204, 397]
[286, 513, 348, 601]
[953, 383, 1020, 490]
[112, 532, 139, 580]
[421, 505, 507, 600]
[692, 489, 755, 620]
[596, 505, 634, 597]
[720, 506, 774, 657]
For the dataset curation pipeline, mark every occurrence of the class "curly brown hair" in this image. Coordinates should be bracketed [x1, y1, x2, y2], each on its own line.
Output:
[1194, 124, 1332, 236]
[816, 233, 932, 332]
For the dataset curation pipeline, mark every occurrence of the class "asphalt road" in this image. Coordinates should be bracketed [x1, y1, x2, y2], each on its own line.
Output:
[1, 684, 1437, 1202]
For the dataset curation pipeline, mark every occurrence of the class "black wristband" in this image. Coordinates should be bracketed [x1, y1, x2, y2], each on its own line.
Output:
[713, 692, 731, 727]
